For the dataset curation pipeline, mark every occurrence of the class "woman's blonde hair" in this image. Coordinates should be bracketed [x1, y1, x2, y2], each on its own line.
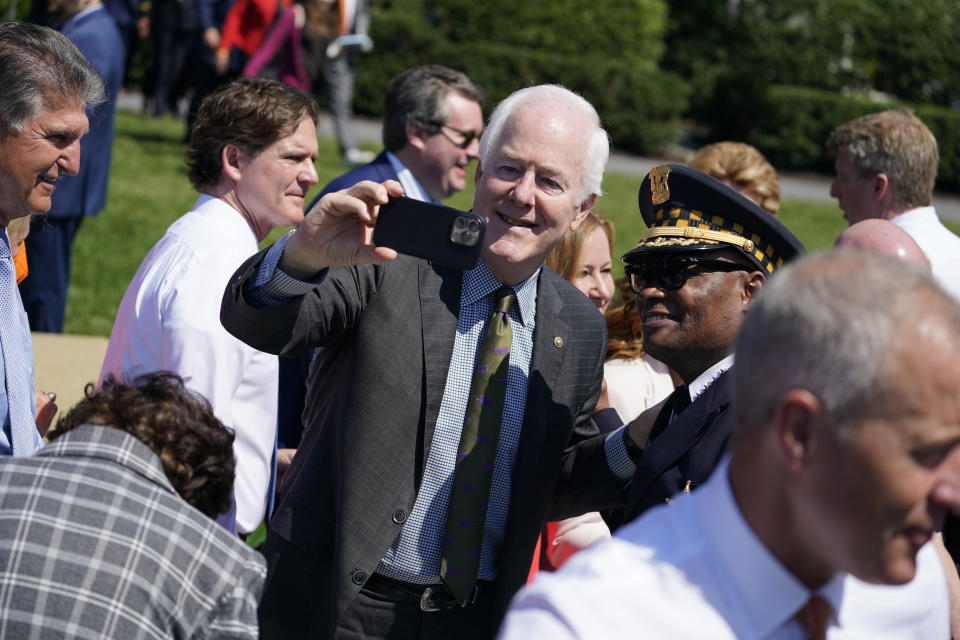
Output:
[689, 141, 780, 215]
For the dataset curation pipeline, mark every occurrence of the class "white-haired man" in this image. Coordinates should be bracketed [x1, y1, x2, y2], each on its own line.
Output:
[500, 250, 960, 639]
[221, 84, 626, 639]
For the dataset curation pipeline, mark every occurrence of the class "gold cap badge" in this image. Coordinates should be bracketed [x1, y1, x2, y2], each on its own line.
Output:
[649, 165, 671, 205]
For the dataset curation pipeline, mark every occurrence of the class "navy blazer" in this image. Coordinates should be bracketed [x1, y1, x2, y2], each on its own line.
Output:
[50, 7, 124, 219]
[306, 151, 399, 209]
[625, 369, 734, 520]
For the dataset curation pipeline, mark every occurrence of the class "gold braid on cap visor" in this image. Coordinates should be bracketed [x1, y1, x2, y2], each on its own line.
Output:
[637, 207, 783, 273]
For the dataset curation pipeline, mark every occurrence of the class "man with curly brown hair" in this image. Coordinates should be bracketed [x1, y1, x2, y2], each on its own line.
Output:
[0, 372, 266, 638]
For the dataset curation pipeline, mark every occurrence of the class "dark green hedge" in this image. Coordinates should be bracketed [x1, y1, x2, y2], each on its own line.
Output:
[664, 0, 960, 131]
[753, 85, 960, 193]
[422, 0, 667, 64]
[355, 9, 689, 154]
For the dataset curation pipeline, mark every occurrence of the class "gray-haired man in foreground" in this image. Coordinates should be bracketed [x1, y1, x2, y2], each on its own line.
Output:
[501, 250, 960, 639]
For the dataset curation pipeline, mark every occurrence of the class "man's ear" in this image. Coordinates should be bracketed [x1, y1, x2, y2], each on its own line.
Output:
[741, 270, 765, 306]
[221, 143, 244, 182]
[774, 389, 822, 476]
[873, 172, 890, 202]
[406, 122, 428, 151]
[569, 193, 597, 231]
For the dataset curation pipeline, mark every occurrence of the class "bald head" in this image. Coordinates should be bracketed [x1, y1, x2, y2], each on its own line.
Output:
[835, 219, 929, 267]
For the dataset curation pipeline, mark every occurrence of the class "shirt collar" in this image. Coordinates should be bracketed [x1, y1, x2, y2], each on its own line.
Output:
[386, 151, 433, 203]
[688, 353, 734, 401]
[701, 457, 844, 637]
[195, 193, 261, 247]
[461, 258, 539, 326]
[0, 227, 12, 258]
[35, 424, 177, 495]
[893, 205, 937, 223]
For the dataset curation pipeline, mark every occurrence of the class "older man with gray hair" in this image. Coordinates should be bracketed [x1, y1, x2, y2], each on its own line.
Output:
[221, 84, 623, 639]
[501, 250, 960, 639]
[0, 22, 102, 455]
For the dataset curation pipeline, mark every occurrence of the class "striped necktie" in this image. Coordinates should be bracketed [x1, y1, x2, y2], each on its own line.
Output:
[441, 286, 514, 603]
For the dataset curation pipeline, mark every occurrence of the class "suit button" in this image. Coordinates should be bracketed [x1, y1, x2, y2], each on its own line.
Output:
[350, 569, 367, 585]
[392, 509, 407, 524]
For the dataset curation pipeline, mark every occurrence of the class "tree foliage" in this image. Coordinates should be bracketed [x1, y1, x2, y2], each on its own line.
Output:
[664, 0, 960, 141]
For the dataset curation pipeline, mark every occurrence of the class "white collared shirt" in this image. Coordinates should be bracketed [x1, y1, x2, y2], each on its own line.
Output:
[100, 195, 278, 533]
[499, 458, 948, 639]
[386, 151, 433, 203]
[891, 205, 960, 303]
[689, 353, 735, 402]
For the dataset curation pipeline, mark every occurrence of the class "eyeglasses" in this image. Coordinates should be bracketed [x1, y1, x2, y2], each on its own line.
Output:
[625, 257, 752, 293]
[436, 123, 481, 150]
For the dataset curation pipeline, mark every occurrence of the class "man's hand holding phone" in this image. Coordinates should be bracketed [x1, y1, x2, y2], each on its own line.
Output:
[280, 180, 402, 279]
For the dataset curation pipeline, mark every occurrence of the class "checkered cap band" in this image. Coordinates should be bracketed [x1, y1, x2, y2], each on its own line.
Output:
[643, 207, 784, 273]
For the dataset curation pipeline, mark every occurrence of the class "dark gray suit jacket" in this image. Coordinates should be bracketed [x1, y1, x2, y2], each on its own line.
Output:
[220, 251, 622, 637]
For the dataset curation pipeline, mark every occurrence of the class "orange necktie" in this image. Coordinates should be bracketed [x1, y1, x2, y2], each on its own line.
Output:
[795, 595, 833, 640]
[13, 242, 27, 284]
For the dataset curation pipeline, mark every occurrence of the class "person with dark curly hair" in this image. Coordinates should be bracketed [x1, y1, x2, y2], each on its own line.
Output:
[0, 372, 266, 638]
[57, 372, 237, 516]
[100, 77, 320, 534]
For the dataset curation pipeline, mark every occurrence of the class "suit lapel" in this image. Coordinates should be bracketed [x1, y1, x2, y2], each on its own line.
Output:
[511, 270, 571, 500]
[373, 152, 399, 184]
[629, 371, 732, 505]
[419, 262, 462, 458]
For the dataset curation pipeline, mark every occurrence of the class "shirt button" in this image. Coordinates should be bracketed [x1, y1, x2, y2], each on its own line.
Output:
[350, 569, 367, 585]
[392, 509, 407, 524]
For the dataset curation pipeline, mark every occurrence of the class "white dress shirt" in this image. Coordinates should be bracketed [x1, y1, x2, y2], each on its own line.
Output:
[100, 195, 278, 533]
[386, 151, 432, 202]
[499, 458, 949, 639]
[891, 206, 960, 303]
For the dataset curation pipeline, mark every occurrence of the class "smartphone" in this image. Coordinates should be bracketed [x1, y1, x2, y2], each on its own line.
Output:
[373, 197, 486, 270]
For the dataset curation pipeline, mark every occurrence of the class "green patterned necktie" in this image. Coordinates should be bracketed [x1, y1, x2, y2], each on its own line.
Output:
[441, 286, 515, 604]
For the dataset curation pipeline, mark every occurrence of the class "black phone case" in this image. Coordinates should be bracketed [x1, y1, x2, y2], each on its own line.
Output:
[373, 197, 486, 270]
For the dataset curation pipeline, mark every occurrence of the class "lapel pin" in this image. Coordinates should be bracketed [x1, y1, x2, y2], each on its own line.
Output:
[554, 336, 564, 348]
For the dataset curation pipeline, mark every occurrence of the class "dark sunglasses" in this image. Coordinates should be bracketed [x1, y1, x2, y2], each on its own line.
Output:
[436, 123, 481, 150]
[625, 257, 752, 293]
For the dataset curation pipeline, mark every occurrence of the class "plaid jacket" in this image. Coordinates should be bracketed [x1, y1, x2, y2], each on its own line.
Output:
[0, 424, 266, 638]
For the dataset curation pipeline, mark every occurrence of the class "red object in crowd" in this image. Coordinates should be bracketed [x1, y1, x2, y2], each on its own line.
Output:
[219, 0, 292, 57]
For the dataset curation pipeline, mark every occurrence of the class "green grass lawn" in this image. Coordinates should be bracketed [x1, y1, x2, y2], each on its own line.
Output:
[64, 110, 921, 335]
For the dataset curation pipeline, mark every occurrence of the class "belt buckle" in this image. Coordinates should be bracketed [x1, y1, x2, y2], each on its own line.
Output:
[419, 584, 478, 612]
[419, 585, 451, 612]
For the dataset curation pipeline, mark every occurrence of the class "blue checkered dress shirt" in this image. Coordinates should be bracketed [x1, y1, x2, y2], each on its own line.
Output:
[376, 259, 538, 583]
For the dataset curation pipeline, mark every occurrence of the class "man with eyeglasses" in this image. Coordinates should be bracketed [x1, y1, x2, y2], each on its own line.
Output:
[617, 164, 804, 521]
[309, 64, 484, 207]
[279, 65, 484, 456]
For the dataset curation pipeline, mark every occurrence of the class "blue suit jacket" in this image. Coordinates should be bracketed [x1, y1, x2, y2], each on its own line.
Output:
[306, 151, 399, 210]
[49, 7, 124, 220]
